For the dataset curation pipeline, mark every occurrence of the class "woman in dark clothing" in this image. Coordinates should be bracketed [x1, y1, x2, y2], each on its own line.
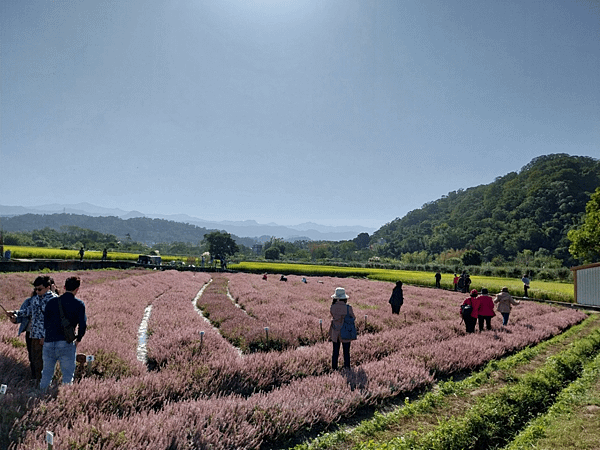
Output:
[389, 281, 404, 314]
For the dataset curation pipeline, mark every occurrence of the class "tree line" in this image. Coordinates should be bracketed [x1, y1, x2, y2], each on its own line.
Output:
[1, 154, 598, 272]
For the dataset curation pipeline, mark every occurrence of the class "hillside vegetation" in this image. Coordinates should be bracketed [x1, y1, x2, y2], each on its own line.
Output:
[373, 154, 600, 266]
[1, 154, 598, 269]
[0, 214, 256, 248]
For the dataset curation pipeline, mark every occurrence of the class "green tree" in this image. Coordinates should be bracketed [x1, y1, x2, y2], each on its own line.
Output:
[353, 232, 370, 250]
[265, 246, 280, 260]
[568, 186, 600, 263]
[461, 249, 482, 266]
[203, 231, 239, 259]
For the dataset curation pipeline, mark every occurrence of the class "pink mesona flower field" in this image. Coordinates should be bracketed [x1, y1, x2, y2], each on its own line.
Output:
[0, 269, 586, 449]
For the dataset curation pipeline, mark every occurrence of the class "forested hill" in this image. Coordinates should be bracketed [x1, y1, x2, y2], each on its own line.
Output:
[373, 154, 600, 265]
[0, 214, 255, 248]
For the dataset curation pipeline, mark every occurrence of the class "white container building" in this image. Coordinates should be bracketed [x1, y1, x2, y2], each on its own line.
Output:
[571, 262, 600, 307]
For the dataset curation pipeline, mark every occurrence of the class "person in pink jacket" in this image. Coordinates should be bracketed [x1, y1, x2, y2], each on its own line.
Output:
[476, 288, 495, 331]
[329, 287, 355, 370]
[460, 289, 480, 333]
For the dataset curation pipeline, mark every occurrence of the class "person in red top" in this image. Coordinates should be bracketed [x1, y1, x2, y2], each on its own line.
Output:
[460, 289, 480, 333]
[476, 288, 495, 331]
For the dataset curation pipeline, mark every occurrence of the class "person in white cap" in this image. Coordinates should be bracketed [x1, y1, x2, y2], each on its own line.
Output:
[329, 287, 355, 370]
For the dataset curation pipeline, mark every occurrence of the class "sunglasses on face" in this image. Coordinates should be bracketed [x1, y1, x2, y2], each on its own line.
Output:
[34, 287, 46, 292]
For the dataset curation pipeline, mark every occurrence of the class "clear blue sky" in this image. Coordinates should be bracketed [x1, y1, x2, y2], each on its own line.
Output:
[2, 0, 598, 229]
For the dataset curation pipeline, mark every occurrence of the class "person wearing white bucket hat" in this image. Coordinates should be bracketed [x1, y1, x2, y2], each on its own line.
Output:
[329, 287, 355, 370]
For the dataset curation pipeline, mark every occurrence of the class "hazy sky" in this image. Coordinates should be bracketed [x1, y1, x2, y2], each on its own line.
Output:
[2, 0, 598, 228]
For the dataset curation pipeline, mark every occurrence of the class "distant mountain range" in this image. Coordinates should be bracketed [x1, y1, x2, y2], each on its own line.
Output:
[0, 203, 375, 242]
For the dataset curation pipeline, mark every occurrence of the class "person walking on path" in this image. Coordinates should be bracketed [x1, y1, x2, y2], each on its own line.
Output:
[521, 274, 530, 298]
[476, 288, 495, 331]
[494, 287, 520, 326]
[460, 289, 480, 333]
[329, 287, 355, 370]
[40, 276, 87, 389]
[388, 281, 404, 314]
[6, 276, 58, 382]
[435, 271, 442, 288]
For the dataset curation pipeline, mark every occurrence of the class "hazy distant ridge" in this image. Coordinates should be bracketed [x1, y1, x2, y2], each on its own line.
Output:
[0, 205, 374, 243]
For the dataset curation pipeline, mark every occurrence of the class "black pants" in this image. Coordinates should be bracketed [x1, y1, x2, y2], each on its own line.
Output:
[332, 340, 351, 369]
[391, 305, 401, 314]
[478, 315, 493, 331]
[465, 316, 477, 333]
[25, 332, 36, 379]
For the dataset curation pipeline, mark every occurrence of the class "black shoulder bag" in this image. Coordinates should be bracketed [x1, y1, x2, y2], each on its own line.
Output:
[58, 298, 77, 344]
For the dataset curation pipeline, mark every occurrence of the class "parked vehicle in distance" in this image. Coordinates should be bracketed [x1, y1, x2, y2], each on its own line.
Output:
[137, 255, 162, 265]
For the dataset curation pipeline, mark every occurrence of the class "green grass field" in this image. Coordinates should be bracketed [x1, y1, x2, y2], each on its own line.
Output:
[3, 245, 182, 263]
[230, 261, 575, 302]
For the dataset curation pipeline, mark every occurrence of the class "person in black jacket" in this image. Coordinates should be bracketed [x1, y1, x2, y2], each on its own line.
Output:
[40, 276, 87, 389]
[389, 281, 404, 314]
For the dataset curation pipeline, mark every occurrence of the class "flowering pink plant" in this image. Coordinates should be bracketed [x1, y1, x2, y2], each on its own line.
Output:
[0, 270, 586, 449]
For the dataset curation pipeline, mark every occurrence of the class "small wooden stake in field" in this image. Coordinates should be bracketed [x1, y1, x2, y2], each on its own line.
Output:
[264, 327, 269, 341]
[46, 430, 54, 450]
[86, 355, 94, 374]
[319, 319, 323, 341]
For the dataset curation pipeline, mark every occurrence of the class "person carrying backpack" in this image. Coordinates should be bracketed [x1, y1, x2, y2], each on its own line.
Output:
[460, 289, 480, 333]
[329, 287, 355, 370]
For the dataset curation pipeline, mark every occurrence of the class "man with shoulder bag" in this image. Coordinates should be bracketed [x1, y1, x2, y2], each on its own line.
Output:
[40, 276, 87, 389]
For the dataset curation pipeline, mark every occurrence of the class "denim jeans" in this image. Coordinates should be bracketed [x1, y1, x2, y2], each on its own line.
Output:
[40, 340, 76, 389]
[501, 312, 510, 326]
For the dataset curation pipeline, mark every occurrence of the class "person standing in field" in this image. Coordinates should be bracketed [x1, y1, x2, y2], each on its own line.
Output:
[40, 276, 87, 389]
[476, 288, 495, 331]
[521, 274, 530, 298]
[5, 287, 37, 379]
[463, 272, 472, 294]
[329, 287, 355, 370]
[6, 276, 58, 382]
[389, 281, 404, 314]
[435, 271, 442, 288]
[494, 287, 520, 326]
[453, 273, 459, 291]
[460, 289, 480, 333]
[79, 247, 85, 262]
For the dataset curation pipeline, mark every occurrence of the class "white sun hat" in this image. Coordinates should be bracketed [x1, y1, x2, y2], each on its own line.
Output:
[331, 287, 349, 300]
